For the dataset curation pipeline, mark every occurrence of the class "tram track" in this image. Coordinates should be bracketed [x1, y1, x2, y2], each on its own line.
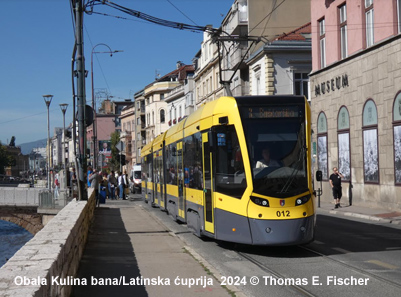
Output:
[237, 251, 318, 297]
[297, 245, 401, 291]
[235, 243, 401, 297]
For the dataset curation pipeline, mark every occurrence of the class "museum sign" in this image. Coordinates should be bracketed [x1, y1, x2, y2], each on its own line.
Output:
[314, 74, 349, 96]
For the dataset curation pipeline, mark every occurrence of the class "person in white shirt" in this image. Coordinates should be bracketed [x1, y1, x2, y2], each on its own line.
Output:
[118, 171, 126, 200]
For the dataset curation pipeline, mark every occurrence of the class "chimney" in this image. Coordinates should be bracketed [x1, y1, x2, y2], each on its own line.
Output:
[176, 61, 184, 69]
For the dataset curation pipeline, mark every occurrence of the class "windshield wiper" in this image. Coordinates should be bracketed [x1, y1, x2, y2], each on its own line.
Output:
[280, 123, 306, 193]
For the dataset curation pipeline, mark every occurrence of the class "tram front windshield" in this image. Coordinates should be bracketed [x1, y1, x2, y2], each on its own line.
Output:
[241, 115, 308, 198]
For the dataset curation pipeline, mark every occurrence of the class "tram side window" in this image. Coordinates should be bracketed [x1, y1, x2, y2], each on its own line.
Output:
[166, 143, 178, 185]
[146, 154, 153, 182]
[153, 150, 163, 184]
[141, 157, 146, 180]
[158, 151, 163, 185]
[215, 125, 246, 198]
[183, 132, 203, 190]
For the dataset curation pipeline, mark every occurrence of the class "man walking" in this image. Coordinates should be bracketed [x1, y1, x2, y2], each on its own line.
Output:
[329, 167, 344, 208]
[89, 168, 100, 207]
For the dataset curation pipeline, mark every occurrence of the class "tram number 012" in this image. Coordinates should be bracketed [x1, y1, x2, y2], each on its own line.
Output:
[220, 276, 247, 286]
[276, 210, 290, 217]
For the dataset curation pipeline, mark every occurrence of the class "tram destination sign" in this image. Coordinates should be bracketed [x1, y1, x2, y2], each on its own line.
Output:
[245, 106, 300, 119]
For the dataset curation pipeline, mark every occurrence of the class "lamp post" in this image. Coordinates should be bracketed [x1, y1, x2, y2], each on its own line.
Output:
[91, 43, 122, 168]
[59, 103, 68, 197]
[43, 94, 53, 191]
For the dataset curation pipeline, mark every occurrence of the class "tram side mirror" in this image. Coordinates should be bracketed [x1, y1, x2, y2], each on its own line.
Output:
[208, 131, 215, 149]
[316, 170, 322, 182]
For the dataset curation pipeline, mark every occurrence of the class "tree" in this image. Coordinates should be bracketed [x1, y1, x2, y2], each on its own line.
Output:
[108, 131, 121, 171]
[9, 136, 16, 147]
[0, 143, 13, 174]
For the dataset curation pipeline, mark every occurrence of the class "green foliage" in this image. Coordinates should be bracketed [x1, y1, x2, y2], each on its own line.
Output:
[108, 131, 121, 171]
[0, 144, 13, 174]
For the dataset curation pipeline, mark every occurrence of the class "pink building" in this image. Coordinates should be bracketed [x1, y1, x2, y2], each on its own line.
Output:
[312, 0, 401, 71]
[310, 0, 401, 211]
[87, 114, 116, 168]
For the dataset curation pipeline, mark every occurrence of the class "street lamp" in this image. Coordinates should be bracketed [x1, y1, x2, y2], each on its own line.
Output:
[59, 103, 68, 197]
[91, 43, 123, 168]
[43, 94, 53, 191]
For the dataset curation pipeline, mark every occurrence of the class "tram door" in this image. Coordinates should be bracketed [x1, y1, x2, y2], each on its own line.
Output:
[202, 133, 214, 234]
[177, 142, 185, 219]
[153, 151, 159, 205]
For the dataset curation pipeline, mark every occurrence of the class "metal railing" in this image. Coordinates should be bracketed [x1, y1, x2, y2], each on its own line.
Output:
[39, 190, 54, 208]
[39, 189, 73, 209]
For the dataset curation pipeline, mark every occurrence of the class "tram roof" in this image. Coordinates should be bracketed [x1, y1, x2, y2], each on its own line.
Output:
[152, 132, 166, 151]
[141, 141, 152, 156]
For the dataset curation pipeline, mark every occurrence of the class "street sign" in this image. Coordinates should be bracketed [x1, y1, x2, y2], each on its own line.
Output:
[115, 141, 123, 151]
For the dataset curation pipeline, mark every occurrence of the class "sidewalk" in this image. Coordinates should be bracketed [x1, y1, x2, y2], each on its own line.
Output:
[71, 198, 400, 296]
[71, 200, 235, 297]
[316, 200, 401, 226]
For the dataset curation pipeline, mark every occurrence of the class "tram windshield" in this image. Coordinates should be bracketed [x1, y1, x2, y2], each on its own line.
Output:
[241, 113, 308, 198]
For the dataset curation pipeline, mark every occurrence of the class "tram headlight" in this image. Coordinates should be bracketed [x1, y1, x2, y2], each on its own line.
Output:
[250, 196, 269, 207]
[295, 195, 311, 206]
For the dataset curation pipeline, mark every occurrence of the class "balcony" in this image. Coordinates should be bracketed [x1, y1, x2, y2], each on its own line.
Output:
[164, 85, 184, 102]
[223, 1, 248, 35]
[229, 45, 248, 70]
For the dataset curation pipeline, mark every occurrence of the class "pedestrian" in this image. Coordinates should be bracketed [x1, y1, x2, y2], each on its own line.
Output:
[87, 166, 93, 188]
[107, 170, 117, 200]
[89, 168, 100, 207]
[70, 167, 77, 197]
[118, 172, 125, 200]
[54, 174, 60, 199]
[123, 171, 129, 199]
[329, 167, 344, 208]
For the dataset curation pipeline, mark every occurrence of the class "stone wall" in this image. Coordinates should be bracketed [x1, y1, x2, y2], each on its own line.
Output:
[0, 187, 43, 206]
[0, 189, 95, 297]
[0, 206, 43, 234]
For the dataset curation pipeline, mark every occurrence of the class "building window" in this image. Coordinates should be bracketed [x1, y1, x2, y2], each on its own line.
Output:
[294, 72, 309, 99]
[160, 109, 165, 123]
[339, 4, 348, 59]
[393, 92, 401, 184]
[319, 18, 326, 68]
[337, 106, 351, 181]
[253, 65, 261, 95]
[317, 112, 328, 180]
[365, 0, 374, 47]
[160, 94, 164, 101]
[362, 99, 379, 183]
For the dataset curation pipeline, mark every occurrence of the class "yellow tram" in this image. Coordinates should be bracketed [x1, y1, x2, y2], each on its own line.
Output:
[141, 95, 316, 245]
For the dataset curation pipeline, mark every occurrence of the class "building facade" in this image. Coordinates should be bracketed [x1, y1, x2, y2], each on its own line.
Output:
[247, 23, 311, 97]
[164, 67, 195, 127]
[310, 0, 401, 211]
[144, 63, 194, 143]
[120, 104, 135, 173]
[134, 90, 146, 164]
[194, 31, 224, 108]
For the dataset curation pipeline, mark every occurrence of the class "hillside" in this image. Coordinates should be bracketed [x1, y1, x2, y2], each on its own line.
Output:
[17, 139, 47, 155]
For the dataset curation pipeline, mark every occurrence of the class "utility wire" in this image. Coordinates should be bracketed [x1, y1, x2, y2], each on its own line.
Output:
[249, 0, 286, 36]
[166, 0, 198, 26]
[85, 0, 221, 34]
[84, 25, 113, 95]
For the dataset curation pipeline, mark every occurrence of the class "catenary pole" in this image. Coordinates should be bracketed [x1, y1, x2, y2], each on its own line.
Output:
[74, 0, 87, 200]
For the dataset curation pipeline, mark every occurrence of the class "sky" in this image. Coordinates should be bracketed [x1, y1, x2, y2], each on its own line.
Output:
[0, 0, 233, 146]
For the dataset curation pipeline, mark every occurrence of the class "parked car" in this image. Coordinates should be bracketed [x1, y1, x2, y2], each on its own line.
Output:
[130, 165, 141, 194]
